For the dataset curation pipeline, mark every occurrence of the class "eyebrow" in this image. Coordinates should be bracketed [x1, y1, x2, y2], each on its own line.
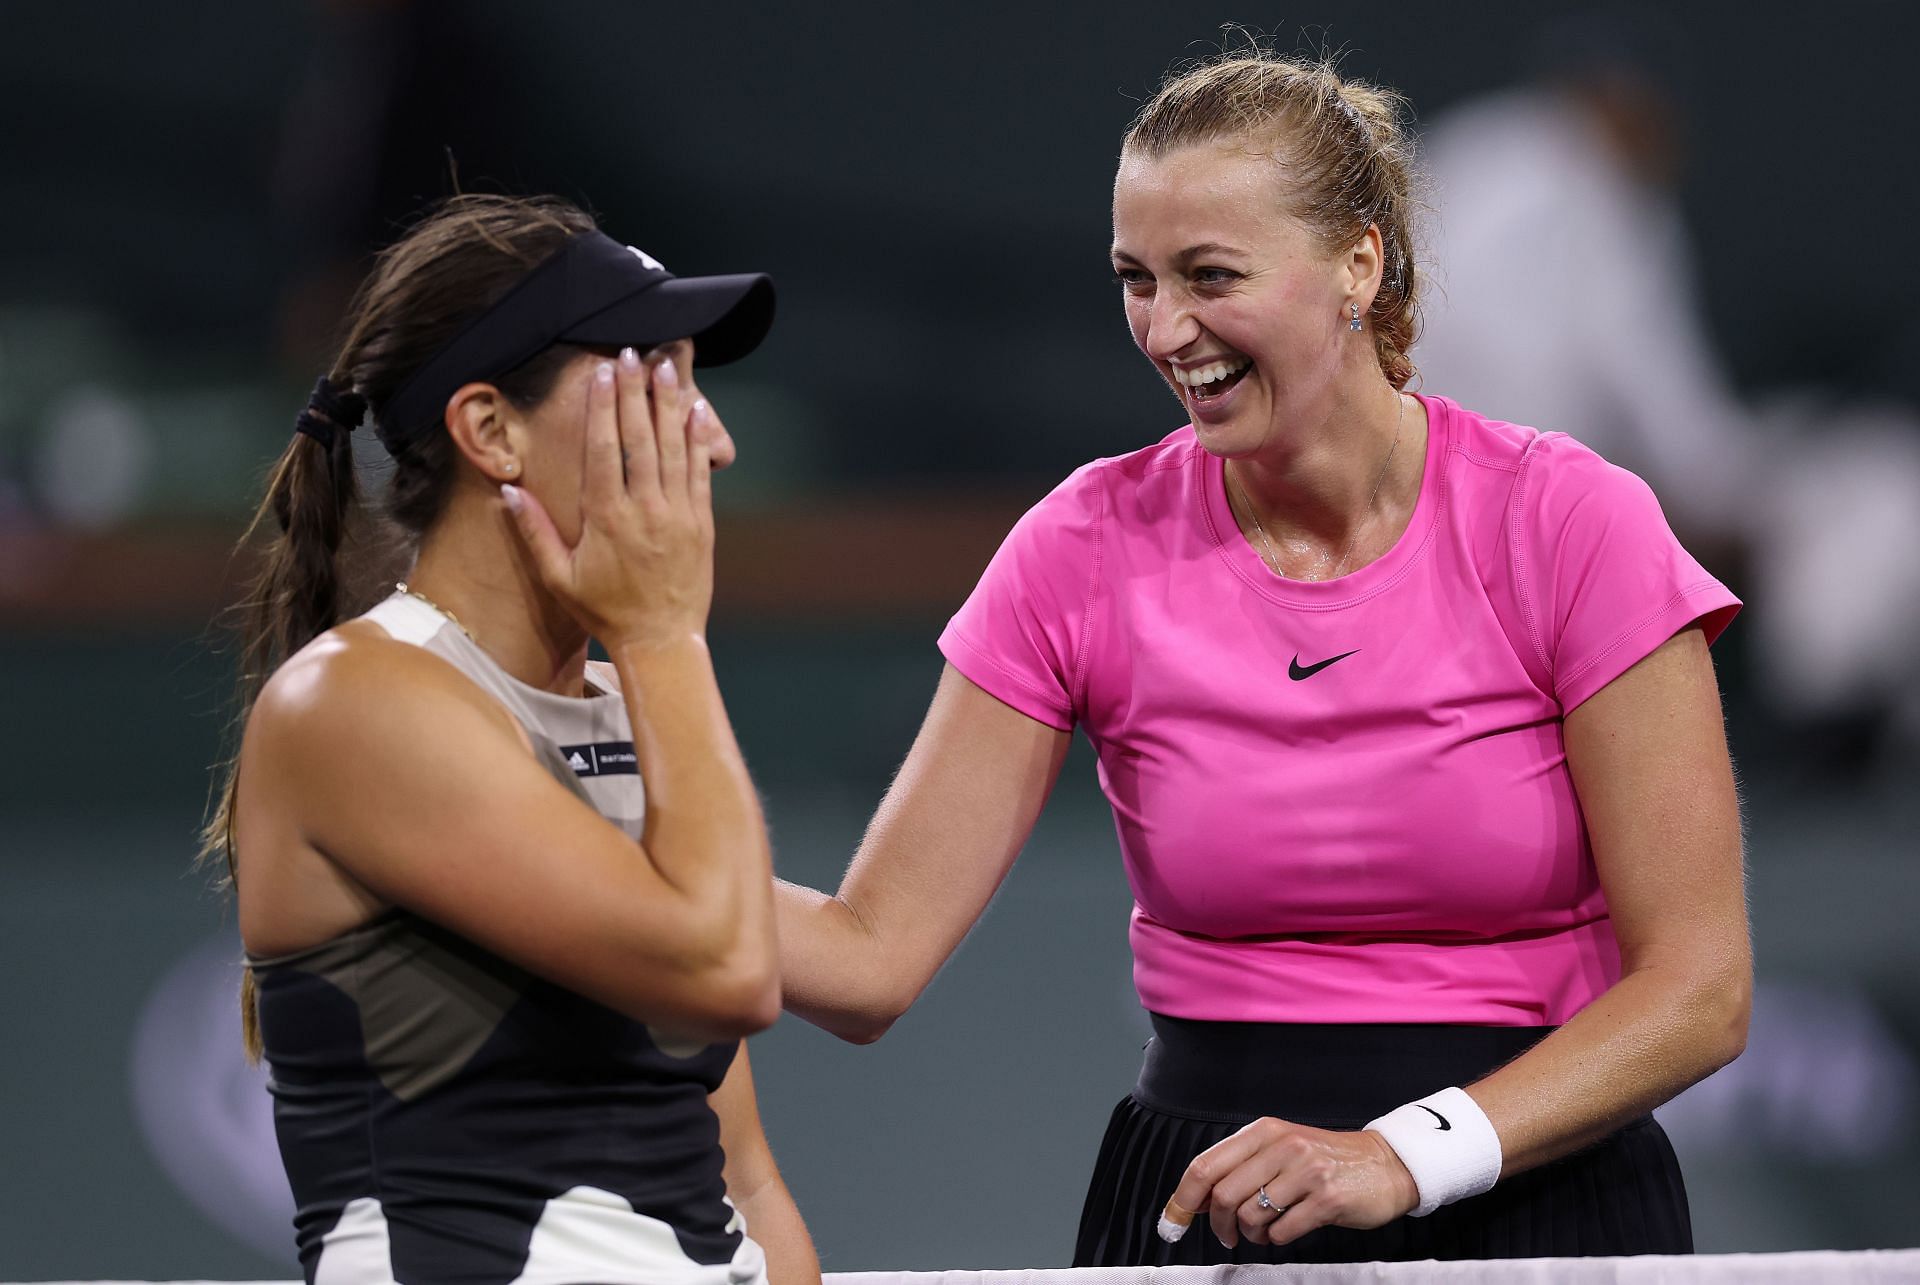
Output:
[1110, 241, 1248, 266]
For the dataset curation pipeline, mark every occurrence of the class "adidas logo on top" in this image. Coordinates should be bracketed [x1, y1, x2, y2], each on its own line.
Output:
[559, 740, 639, 778]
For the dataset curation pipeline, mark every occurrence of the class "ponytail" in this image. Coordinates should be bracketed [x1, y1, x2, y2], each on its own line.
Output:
[271, 376, 368, 663]
[202, 378, 365, 1061]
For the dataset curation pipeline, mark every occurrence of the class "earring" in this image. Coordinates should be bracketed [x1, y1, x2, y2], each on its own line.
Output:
[503, 461, 518, 476]
[1349, 303, 1363, 333]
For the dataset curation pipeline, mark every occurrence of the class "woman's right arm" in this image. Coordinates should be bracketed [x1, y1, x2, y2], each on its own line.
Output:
[776, 662, 1072, 1043]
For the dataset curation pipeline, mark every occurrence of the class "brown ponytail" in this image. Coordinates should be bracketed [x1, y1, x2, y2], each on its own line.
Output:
[200, 194, 600, 1060]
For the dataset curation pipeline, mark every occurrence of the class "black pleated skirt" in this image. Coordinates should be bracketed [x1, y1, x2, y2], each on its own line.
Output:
[1074, 1015, 1692, 1265]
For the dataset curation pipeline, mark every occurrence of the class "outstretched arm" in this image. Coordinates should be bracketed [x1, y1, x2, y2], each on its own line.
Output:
[776, 664, 1074, 1042]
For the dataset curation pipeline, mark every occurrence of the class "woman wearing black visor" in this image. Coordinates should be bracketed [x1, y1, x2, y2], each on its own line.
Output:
[203, 194, 816, 1285]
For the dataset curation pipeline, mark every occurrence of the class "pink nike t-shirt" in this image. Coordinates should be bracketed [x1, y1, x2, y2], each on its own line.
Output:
[939, 395, 1739, 1026]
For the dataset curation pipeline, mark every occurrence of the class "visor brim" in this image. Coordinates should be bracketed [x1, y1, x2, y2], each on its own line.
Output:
[566, 273, 776, 367]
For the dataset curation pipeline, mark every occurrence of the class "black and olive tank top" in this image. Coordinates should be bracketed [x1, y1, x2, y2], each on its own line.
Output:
[250, 590, 766, 1285]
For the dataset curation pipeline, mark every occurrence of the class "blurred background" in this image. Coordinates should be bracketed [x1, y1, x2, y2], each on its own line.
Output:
[3, 0, 1916, 1278]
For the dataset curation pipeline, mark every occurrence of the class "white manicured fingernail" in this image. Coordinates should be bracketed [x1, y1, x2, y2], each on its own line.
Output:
[1157, 1214, 1188, 1244]
[620, 346, 640, 369]
[595, 363, 615, 387]
[655, 357, 678, 386]
[500, 484, 523, 511]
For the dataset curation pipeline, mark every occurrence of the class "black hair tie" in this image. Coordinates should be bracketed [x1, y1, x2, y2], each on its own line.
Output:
[294, 375, 368, 450]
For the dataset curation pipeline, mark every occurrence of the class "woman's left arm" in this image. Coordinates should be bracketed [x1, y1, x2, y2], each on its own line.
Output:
[712, 1046, 822, 1285]
[1466, 622, 1751, 1170]
[1165, 624, 1749, 1247]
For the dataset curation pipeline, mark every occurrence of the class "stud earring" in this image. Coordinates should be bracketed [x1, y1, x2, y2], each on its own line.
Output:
[503, 461, 518, 476]
[1349, 303, 1363, 332]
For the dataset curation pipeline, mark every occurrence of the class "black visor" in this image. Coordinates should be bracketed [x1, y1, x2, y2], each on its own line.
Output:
[380, 231, 775, 446]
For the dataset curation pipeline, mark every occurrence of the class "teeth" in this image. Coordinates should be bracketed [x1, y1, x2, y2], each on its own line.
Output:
[1173, 357, 1250, 388]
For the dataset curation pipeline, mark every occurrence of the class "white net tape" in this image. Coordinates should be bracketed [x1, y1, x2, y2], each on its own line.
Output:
[19, 1252, 1920, 1285]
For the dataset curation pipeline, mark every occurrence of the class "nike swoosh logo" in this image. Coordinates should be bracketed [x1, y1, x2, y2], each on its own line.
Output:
[1417, 1105, 1452, 1131]
[1288, 649, 1360, 680]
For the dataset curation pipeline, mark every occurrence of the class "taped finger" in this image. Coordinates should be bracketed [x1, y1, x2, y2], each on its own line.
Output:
[1156, 1196, 1195, 1244]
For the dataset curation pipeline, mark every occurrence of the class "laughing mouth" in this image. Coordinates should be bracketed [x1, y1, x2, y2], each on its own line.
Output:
[1172, 355, 1251, 402]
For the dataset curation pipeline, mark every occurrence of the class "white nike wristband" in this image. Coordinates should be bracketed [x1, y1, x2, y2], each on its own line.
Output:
[1365, 1086, 1503, 1217]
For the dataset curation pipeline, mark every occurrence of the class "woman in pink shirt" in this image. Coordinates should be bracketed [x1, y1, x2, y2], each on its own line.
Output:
[778, 53, 1749, 1265]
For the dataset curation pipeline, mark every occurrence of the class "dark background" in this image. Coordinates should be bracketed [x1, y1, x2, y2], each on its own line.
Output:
[2, 1, 1915, 1278]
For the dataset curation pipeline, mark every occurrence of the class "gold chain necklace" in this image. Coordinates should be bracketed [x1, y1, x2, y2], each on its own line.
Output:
[394, 581, 479, 646]
[1227, 392, 1405, 581]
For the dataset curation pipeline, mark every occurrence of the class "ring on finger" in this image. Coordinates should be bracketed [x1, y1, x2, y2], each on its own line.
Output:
[1255, 1185, 1288, 1215]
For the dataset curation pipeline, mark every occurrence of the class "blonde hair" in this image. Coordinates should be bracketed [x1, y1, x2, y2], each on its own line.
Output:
[1124, 52, 1422, 389]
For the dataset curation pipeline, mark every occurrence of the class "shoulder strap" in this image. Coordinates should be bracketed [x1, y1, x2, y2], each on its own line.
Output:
[361, 593, 448, 647]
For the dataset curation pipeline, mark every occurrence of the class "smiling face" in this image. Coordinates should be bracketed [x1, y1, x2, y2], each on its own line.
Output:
[1111, 140, 1377, 456]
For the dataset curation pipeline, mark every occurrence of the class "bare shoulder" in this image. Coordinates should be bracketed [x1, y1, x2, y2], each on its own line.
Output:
[238, 622, 531, 876]
[249, 620, 524, 762]
[236, 621, 533, 954]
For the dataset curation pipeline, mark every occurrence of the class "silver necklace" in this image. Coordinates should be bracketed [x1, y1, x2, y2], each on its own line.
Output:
[1227, 392, 1405, 581]
[395, 581, 479, 646]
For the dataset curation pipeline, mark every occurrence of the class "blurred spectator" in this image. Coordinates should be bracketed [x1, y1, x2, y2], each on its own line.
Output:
[1416, 12, 1920, 762]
